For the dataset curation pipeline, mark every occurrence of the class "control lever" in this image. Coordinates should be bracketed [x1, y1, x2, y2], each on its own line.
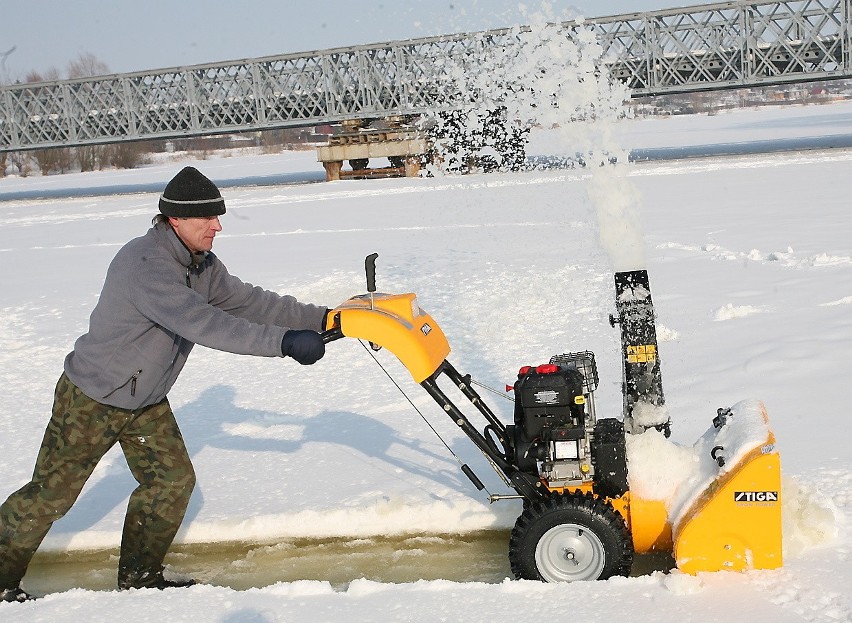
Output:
[364, 253, 381, 350]
[365, 252, 378, 292]
[365, 252, 378, 310]
[319, 254, 382, 346]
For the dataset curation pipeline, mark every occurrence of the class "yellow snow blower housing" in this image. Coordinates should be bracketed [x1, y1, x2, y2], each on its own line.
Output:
[618, 400, 782, 573]
[670, 401, 782, 573]
[321, 257, 782, 583]
[327, 292, 450, 383]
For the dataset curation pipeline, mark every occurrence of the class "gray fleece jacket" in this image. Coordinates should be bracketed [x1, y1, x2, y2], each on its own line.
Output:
[64, 221, 327, 410]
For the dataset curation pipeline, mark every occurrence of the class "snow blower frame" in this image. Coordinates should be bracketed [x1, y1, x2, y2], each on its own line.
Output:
[321, 254, 782, 582]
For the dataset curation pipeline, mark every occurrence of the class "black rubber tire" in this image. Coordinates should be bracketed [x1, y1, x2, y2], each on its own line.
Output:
[509, 492, 633, 582]
[349, 158, 369, 170]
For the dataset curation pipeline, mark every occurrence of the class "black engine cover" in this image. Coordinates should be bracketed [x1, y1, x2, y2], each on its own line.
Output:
[513, 366, 585, 441]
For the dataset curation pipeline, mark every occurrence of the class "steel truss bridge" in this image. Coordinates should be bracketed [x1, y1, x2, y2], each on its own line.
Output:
[1, 0, 850, 153]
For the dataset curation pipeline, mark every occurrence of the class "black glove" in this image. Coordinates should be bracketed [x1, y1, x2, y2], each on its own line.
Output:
[281, 330, 325, 365]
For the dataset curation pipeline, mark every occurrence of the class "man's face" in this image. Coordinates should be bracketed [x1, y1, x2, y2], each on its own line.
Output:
[168, 216, 222, 253]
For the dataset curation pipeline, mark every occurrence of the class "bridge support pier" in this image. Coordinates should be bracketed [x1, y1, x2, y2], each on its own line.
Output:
[403, 156, 422, 178]
[323, 161, 343, 181]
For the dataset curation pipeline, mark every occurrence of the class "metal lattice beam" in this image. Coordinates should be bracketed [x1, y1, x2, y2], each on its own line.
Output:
[598, 0, 850, 92]
[1, 0, 850, 153]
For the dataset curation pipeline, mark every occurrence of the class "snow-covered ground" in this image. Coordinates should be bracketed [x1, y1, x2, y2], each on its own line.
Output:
[1, 101, 850, 621]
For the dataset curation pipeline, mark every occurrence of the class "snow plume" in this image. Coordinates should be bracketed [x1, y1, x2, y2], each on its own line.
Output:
[419, 4, 646, 271]
[585, 164, 647, 271]
[423, 4, 630, 174]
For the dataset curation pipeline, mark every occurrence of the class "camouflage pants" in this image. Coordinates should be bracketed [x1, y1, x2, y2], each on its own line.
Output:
[0, 372, 195, 589]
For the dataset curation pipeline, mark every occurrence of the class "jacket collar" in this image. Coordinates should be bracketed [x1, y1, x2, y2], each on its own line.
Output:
[153, 220, 208, 267]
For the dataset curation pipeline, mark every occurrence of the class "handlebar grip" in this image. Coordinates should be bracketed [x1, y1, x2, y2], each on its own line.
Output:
[365, 253, 378, 293]
[321, 328, 344, 344]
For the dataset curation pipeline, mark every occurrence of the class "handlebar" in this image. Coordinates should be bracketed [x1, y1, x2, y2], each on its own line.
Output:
[321, 327, 344, 344]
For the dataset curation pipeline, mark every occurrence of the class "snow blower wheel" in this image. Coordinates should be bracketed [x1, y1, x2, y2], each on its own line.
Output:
[509, 492, 634, 582]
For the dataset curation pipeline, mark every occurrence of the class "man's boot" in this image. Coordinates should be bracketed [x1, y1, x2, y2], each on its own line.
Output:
[118, 565, 196, 591]
[1, 586, 37, 602]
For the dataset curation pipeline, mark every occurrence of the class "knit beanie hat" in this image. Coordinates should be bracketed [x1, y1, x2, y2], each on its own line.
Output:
[159, 166, 226, 217]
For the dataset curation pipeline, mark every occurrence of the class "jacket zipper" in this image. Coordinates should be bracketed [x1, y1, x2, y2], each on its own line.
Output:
[130, 369, 142, 396]
[185, 266, 191, 287]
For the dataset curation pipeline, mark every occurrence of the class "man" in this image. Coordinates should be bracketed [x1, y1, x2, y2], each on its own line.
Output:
[0, 166, 328, 602]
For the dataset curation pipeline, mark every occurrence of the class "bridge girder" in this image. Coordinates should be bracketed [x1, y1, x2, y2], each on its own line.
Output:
[2, 0, 850, 153]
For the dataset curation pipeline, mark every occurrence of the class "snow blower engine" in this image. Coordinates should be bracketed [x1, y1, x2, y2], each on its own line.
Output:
[321, 254, 782, 583]
[507, 353, 629, 501]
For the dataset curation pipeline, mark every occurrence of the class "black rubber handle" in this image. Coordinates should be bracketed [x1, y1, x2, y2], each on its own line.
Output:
[365, 253, 378, 293]
[321, 328, 344, 344]
[461, 464, 485, 491]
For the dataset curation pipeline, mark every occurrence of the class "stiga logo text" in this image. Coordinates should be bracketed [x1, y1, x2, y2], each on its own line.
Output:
[734, 491, 778, 503]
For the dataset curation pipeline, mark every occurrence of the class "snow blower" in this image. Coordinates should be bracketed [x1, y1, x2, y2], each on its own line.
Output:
[321, 254, 782, 582]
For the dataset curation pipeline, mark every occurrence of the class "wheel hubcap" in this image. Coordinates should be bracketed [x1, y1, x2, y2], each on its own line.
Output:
[535, 523, 606, 582]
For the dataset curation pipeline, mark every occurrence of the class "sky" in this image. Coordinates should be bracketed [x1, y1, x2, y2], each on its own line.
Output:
[1, 0, 691, 81]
